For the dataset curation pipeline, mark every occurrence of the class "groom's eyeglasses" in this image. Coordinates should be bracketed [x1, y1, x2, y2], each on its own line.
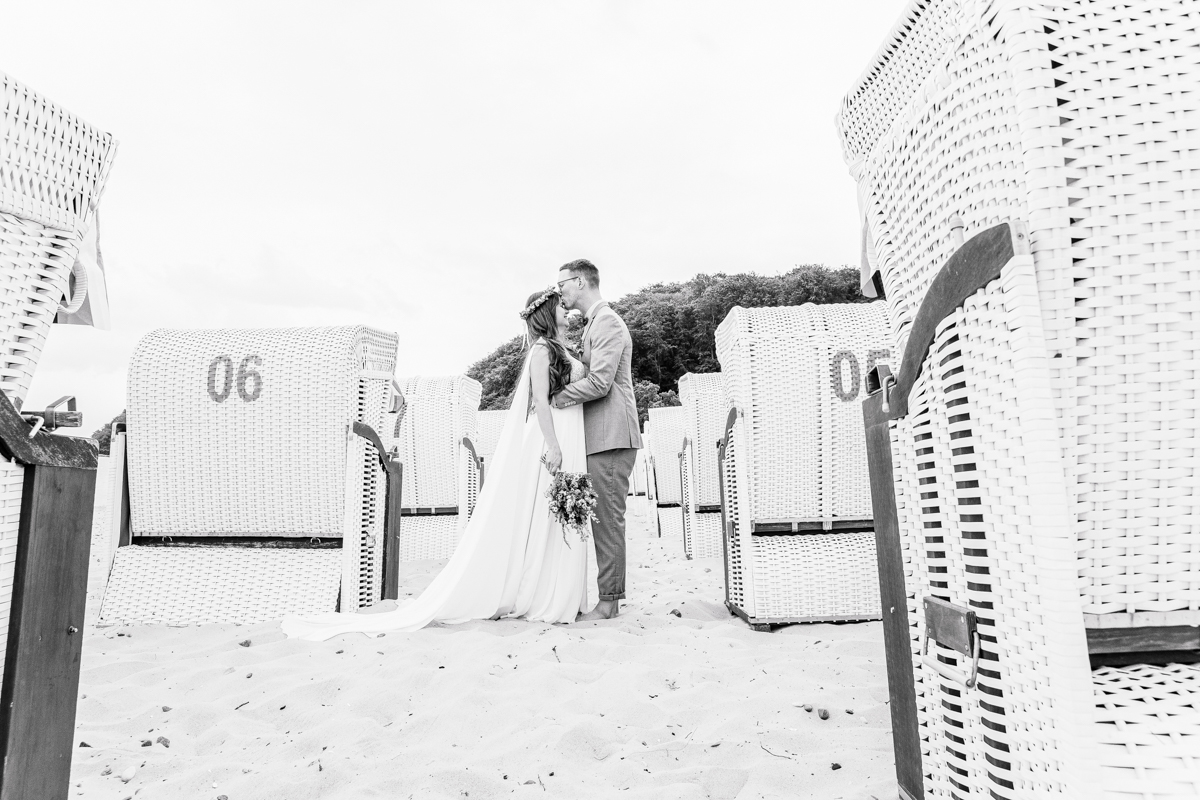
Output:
[556, 276, 581, 290]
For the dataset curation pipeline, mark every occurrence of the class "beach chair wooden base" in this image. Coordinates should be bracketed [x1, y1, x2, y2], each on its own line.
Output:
[98, 546, 341, 625]
[724, 530, 881, 628]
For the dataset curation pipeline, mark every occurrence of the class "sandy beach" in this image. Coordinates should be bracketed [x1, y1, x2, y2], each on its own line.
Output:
[74, 483, 895, 800]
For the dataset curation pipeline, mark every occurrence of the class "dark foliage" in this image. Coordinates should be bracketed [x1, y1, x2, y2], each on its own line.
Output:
[91, 410, 126, 456]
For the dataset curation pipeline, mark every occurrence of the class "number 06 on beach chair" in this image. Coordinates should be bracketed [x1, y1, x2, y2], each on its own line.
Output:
[100, 326, 400, 625]
[841, 0, 1200, 795]
[714, 304, 890, 628]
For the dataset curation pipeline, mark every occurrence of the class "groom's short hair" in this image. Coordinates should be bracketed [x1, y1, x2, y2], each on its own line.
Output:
[560, 259, 600, 288]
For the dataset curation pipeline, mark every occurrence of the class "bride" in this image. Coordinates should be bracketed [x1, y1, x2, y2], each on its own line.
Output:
[282, 287, 593, 640]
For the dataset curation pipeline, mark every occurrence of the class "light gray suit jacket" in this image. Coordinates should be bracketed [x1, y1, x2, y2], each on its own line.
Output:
[556, 302, 643, 455]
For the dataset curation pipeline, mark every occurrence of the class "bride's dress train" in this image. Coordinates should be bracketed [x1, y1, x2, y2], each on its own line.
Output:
[282, 347, 592, 640]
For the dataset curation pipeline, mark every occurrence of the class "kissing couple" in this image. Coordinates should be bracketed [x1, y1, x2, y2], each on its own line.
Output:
[283, 259, 643, 639]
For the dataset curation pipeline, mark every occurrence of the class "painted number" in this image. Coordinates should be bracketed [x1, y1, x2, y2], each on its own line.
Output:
[207, 355, 262, 403]
[831, 351, 861, 402]
[830, 348, 892, 402]
[207, 356, 233, 403]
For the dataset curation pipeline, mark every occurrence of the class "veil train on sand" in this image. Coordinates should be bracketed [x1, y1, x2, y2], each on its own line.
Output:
[282, 347, 595, 640]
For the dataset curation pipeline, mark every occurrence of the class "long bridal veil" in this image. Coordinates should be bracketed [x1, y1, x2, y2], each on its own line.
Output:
[282, 348, 593, 640]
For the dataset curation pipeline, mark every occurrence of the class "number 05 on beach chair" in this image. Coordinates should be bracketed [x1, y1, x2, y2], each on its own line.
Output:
[714, 304, 890, 628]
[100, 326, 401, 625]
[841, 0, 1200, 795]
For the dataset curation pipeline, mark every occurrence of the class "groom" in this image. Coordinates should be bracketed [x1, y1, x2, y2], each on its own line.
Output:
[553, 259, 642, 621]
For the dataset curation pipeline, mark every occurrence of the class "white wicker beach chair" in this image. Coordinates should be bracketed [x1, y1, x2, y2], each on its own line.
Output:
[714, 304, 889, 629]
[630, 447, 647, 497]
[677, 373, 726, 560]
[647, 406, 686, 541]
[100, 326, 400, 625]
[841, 1, 1200, 796]
[475, 408, 507, 470]
[393, 375, 482, 561]
[0, 70, 117, 798]
[1, 71, 117, 407]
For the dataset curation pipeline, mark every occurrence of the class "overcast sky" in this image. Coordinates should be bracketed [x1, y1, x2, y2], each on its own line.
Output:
[5, 1, 907, 427]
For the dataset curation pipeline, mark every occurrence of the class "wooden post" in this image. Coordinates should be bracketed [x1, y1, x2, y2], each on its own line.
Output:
[351, 423, 401, 602]
[862, 387, 923, 800]
[383, 461, 402, 601]
[0, 393, 98, 800]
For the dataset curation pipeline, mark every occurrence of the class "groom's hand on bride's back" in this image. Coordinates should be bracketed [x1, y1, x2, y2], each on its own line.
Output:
[551, 392, 569, 409]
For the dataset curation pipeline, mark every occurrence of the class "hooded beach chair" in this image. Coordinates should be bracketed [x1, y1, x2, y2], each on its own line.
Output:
[714, 303, 890, 629]
[100, 326, 401, 625]
[0, 69, 117, 798]
[677, 372, 726, 560]
[393, 375, 482, 561]
[840, 0, 1200, 795]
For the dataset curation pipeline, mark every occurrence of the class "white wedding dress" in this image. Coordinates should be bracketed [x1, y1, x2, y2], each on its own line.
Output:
[281, 341, 593, 640]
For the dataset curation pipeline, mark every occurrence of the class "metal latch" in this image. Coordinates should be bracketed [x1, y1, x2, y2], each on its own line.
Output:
[921, 596, 980, 689]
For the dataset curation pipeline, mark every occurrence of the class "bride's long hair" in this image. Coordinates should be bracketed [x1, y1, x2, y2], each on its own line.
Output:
[523, 290, 572, 399]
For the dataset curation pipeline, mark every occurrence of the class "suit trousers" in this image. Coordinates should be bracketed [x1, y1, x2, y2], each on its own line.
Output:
[587, 447, 638, 601]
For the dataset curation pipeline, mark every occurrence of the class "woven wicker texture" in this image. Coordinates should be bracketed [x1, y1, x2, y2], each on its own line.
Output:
[475, 409, 507, 464]
[840, 2, 1200, 793]
[717, 406, 881, 624]
[657, 506, 683, 542]
[98, 546, 341, 626]
[647, 407, 686, 505]
[398, 515, 462, 562]
[0, 461, 24, 680]
[1092, 664, 1200, 797]
[1, 72, 117, 404]
[715, 304, 890, 523]
[126, 327, 397, 537]
[677, 373, 726, 508]
[839, 0, 1200, 619]
[887, 260, 1104, 796]
[394, 375, 482, 509]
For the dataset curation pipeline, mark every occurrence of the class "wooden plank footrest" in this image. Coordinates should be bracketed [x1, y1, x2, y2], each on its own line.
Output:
[99, 546, 340, 625]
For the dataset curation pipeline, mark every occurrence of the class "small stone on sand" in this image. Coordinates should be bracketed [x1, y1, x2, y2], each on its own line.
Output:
[119, 766, 136, 783]
[670, 609, 682, 617]
[818, 708, 829, 720]
[239, 640, 251, 647]
[831, 763, 841, 770]
[156, 736, 170, 748]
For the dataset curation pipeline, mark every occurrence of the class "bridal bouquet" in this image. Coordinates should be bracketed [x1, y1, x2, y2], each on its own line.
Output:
[545, 471, 598, 546]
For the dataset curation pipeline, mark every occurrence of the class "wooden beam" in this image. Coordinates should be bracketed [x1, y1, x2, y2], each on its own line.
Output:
[862, 390, 923, 800]
[0, 465, 95, 800]
[1087, 625, 1200, 655]
[0, 392, 97, 470]
[885, 222, 1025, 419]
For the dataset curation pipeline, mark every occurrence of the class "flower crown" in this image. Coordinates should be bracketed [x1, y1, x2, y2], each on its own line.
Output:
[518, 286, 559, 320]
